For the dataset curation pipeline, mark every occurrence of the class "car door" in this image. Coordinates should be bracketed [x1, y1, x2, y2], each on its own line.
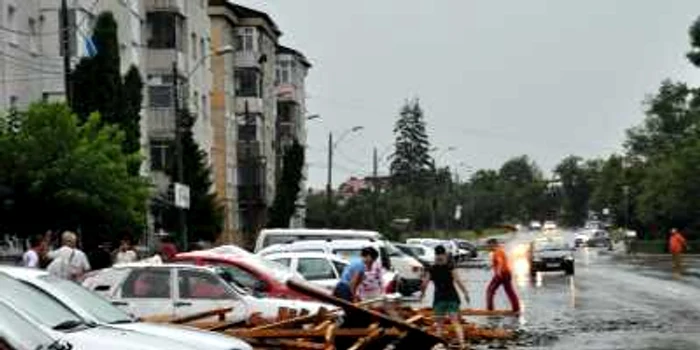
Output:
[296, 257, 338, 291]
[173, 268, 248, 323]
[116, 267, 174, 319]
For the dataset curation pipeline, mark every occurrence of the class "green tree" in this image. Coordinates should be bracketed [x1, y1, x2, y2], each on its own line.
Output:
[70, 11, 144, 172]
[268, 141, 305, 228]
[498, 155, 546, 222]
[390, 99, 434, 188]
[158, 110, 224, 243]
[555, 156, 595, 227]
[0, 103, 149, 245]
[687, 16, 700, 68]
[467, 170, 504, 230]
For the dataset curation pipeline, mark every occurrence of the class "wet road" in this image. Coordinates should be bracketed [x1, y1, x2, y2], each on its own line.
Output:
[414, 231, 700, 349]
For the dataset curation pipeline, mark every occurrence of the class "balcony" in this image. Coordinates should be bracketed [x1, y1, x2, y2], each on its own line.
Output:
[235, 97, 264, 115]
[237, 141, 262, 160]
[276, 83, 300, 102]
[146, 50, 185, 75]
[238, 185, 265, 204]
[235, 51, 262, 68]
[144, 0, 184, 14]
[148, 107, 176, 138]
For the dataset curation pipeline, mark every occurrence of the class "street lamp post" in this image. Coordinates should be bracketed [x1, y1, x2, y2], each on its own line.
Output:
[172, 45, 233, 251]
[325, 126, 364, 227]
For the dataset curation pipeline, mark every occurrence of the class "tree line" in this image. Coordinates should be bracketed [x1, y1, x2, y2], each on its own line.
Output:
[307, 16, 700, 240]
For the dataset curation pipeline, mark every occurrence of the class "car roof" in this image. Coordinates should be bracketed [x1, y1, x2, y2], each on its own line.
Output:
[260, 228, 379, 235]
[176, 250, 249, 262]
[265, 251, 347, 260]
[108, 262, 219, 272]
[0, 265, 49, 280]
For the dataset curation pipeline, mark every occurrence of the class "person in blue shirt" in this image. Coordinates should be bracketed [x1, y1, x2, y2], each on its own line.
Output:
[333, 247, 379, 302]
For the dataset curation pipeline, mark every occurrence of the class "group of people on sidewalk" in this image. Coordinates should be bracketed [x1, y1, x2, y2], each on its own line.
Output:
[331, 239, 521, 348]
[20, 230, 159, 281]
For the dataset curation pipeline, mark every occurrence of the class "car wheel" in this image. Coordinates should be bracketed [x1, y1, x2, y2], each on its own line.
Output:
[565, 264, 574, 275]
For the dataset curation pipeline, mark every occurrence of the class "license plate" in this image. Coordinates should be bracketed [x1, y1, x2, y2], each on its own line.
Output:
[546, 263, 560, 268]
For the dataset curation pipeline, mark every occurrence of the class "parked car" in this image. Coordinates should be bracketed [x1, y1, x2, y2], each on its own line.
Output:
[0, 299, 73, 350]
[529, 221, 542, 231]
[172, 251, 311, 300]
[543, 221, 558, 231]
[255, 229, 383, 253]
[574, 231, 591, 247]
[0, 271, 243, 350]
[259, 239, 423, 296]
[393, 243, 435, 266]
[264, 251, 397, 294]
[452, 239, 479, 259]
[405, 238, 460, 260]
[529, 237, 574, 276]
[82, 263, 328, 323]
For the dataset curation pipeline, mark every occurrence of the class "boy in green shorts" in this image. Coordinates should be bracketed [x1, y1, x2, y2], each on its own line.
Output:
[420, 245, 469, 347]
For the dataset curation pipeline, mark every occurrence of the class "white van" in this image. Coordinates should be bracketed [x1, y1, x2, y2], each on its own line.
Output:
[254, 229, 383, 253]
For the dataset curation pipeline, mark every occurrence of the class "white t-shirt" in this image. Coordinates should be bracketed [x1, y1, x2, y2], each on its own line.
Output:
[115, 250, 137, 264]
[47, 246, 91, 280]
[22, 250, 39, 268]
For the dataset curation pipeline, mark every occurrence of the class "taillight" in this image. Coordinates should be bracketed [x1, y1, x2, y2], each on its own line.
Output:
[385, 279, 396, 293]
[412, 266, 422, 273]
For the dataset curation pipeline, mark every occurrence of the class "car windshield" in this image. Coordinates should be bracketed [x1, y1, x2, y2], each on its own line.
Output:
[535, 240, 569, 252]
[246, 255, 297, 282]
[0, 303, 55, 350]
[407, 246, 425, 256]
[0, 274, 84, 330]
[38, 275, 133, 324]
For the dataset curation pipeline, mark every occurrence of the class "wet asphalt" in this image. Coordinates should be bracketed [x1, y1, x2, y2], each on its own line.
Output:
[412, 231, 700, 350]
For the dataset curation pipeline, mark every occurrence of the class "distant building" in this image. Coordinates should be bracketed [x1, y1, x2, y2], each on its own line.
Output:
[275, 45, 311, 228]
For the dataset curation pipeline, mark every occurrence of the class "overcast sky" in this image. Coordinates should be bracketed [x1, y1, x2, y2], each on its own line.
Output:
[234, 0, 700, 188]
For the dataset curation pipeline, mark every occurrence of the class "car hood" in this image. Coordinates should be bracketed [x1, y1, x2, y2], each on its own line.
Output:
[242, 295, 331, 318]
[575, 234, 590, 240]
[533, 250, 571, 259]
[114, 322, 252, 350]
[59, 325, 205, 350]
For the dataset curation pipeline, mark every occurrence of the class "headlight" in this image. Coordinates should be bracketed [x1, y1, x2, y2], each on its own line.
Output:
[532, 256, 543, 262]
[565, 255, 574, 261]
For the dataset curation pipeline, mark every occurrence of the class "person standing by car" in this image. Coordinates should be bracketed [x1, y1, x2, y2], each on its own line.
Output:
[46, 231, 91, 281]
[420, 245, 469, 347]
[486, 238, 520, 313]
[358, 256, 384, 302]
[114, 236, 138, 264]
[21, 235, 46, 268]
[333, 247, 378, 302]
[669, 228, 687, 279]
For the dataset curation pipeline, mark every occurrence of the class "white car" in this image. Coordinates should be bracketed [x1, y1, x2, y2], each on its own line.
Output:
[255, 228, 383, 253]
[264, 251, 397, 294]
[0, 266, 251, 350]
[259, 239, 424, 296]
[543, 221, 558, 231]
[394, 243, 435, 266]
[406, 238, 460, 261]
[82, 263, 329, 323]
[0, 272, 244, 350]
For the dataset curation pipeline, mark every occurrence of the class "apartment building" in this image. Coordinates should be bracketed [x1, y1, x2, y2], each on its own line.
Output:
[0, 0, 143, 110]
[229, 3, 281, 237]
[208, 0, 238, 241]
[275, 45, 311, 228]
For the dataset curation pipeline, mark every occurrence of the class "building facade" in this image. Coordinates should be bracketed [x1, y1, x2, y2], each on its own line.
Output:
[208, 0, 239, 241]
[275, 45, 311, 228]
[230, 4, 281, 238]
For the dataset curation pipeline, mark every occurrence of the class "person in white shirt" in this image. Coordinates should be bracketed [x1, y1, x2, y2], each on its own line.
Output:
[47, 231, 91, 281]
[114, 237, 138, 264]
[22, 235, 45, 268]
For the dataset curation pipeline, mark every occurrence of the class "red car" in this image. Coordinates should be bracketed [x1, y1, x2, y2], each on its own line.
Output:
[173, 251, 312, 301]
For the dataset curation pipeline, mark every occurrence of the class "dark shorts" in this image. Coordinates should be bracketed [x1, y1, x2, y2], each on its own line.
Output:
[333, 282, 353, 302]
[433, 300, 460, 316]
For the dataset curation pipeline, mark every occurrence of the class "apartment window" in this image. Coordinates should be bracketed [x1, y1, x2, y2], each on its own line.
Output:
[147, 12, 183, 50]
[191, 33, 197, 60]
[200, 38, 206, 64]
[7, 5, 16, 45]
[235, 28, 255, 52]
[235, 69, 260, 97]
[148, 75, 175, 108]
[193, 91, 199, 113]
[28, 18, 38, 53]
[41, 92, 49, 102]
[277, 60, 291, 85]
[150, 140, 172, 171]
[201, 95, 207, 120]
[9, 96, 18, 110]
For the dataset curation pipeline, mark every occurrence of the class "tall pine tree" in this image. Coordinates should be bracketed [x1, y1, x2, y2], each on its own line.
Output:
[70, 12, 143, 173]
[268, 140, 305, 228]
[159, 110, 224, 243]
[390, 99, 433, 187]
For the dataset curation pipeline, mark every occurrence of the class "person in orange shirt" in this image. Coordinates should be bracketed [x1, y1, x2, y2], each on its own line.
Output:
[486, 238, 520, 312]
[669, 228, 687, 279]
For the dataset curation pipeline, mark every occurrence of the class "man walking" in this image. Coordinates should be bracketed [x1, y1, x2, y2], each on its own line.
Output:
[333, 247, 378, 302]
[669, 228, 687, 279]
[486, 238, 520, 313]
[420, 245, 469, 347]
[47, 231, 91, 281]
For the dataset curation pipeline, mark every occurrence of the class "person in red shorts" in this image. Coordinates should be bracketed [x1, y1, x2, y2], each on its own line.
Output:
[486, 238, 520, 313]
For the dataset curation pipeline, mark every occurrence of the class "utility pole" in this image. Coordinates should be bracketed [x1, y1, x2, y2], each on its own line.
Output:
[60, 0, 71, 104]
[173, 61, 187, 251]
[372, 147, 378, 228]
[325, 132, 333, 227]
